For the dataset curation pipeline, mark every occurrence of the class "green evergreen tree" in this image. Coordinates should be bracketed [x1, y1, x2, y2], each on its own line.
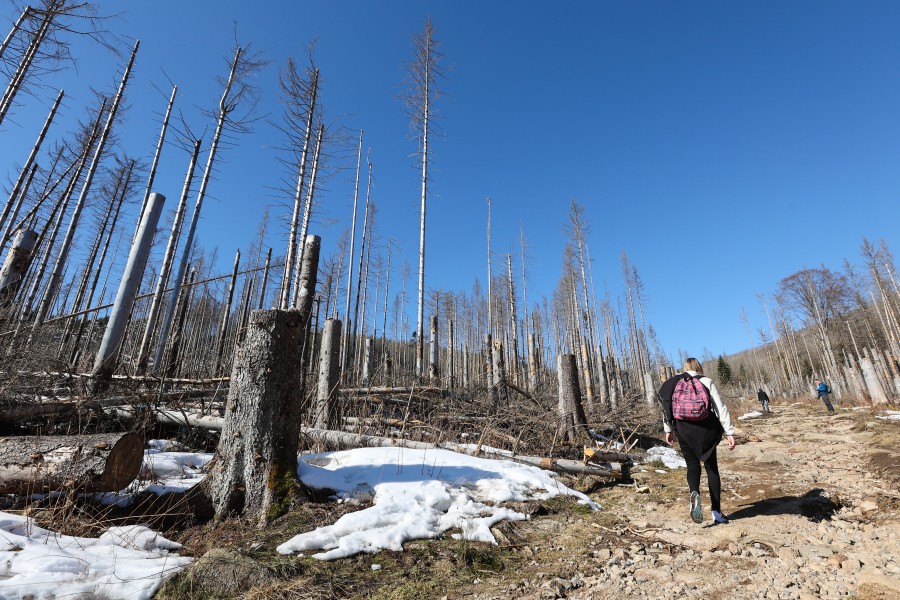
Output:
[717, 355, 733, 385]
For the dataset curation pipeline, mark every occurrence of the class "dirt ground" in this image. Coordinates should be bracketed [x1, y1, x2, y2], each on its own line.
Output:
[159, 398, 900, 599]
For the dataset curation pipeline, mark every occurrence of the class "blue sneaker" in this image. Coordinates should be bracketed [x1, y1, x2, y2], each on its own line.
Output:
[690, 491, 703, 524]
[712, 510, 729, 524]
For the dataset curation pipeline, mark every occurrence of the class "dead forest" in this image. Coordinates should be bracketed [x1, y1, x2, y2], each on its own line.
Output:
[0, 0, 898, 563]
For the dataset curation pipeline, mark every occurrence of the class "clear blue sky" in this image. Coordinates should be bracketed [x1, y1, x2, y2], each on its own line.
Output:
[3, 1, 900, 360]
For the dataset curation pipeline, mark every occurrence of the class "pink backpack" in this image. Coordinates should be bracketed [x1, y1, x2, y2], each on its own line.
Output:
[672, 376, 710, 421]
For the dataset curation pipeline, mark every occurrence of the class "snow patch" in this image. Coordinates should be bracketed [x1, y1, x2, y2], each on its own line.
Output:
[643, 446, 686, 469]
[876, 410, 900, 421]
[277, 447, 598, 560]
[738, 411, 764, 421]
[0, 512, 191, 599]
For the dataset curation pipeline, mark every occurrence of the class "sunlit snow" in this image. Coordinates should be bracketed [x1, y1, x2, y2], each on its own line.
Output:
[277, 446, 598, 560]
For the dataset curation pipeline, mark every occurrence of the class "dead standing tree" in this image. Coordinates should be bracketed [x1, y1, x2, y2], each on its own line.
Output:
[0, 1, 117, 126]
[31, 40, 137, 334]
[150, 42, 264, 374]
[402, 17, 444, 378]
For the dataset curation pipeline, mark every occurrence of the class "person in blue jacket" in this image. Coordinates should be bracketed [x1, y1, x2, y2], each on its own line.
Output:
[814, 379, 835, 413]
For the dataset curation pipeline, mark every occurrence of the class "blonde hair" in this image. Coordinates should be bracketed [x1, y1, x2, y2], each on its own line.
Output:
[683, 357, 704, 375]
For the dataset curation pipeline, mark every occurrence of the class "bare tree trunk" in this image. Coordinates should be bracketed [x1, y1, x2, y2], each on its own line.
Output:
[0, 229, 37, 303]
[66, 169, 130, 365]
[340, 131, 363, 372]
[257, 247, 272, 309]
[204, 309, 305, 525]
[580, 340, 595, 413]
[0, 6, 31, 62]
[33, 43, 138, 329]
[164, 268, 195, 379]
[361, 337, 372, 386]
[0, 89, 63, 243]
[91, 192, 165, 386]
[448, 317, 455, 389]
[349, 164, 373, 381]
[280, 70, 319, 309]
[557, 353, 587, 443]
[314, 318, 342, 430]
[429, 314, 438, 383]
[291, 123, 324, 308]
[0, 7, 53, 126]
[137, 138, 200, 372]
[213, 249, 241, 375]
[492, 338, 507, 405]
[1, 162, 38, 258]
[132, 85, 177, 245]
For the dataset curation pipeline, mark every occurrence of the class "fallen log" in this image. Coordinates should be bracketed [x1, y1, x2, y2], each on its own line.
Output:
[0, 432, 143, 494]
[339, 386, 443, 395]
[301, 428, 624, 479]
[0, 389, 221, 422]
[138, 412, 627, 478]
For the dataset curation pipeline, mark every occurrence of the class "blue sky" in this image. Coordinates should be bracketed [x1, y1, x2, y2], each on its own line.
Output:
[3, 1, 900, 360]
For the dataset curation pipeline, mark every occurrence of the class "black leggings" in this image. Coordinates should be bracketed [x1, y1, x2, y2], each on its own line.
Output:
[679, 442, 722, 513]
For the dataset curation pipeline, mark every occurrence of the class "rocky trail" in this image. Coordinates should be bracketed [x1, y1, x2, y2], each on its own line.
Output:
[158, 400, 900, 599]
[463, 400, 900, 600]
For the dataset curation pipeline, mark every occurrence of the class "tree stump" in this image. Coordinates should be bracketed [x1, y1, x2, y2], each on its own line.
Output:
[0, 432, 142, 494]
[557, 354, 588, 443]
[314, 318, 342, 430]
[204, 309, 304, 526]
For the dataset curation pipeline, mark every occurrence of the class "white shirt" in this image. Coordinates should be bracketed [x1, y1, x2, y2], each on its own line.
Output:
[664, 370, 735, 436]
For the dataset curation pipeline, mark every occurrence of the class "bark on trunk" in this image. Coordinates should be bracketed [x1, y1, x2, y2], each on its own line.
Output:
[557, 354, 587, 443]
[0, 229, 37, 303]
[492, 338, 508, 405]
[314, 318, 341, 430]
[0, 432, 142, 494]
[860, 357, 889, 404]
[203, 309, 304, 525]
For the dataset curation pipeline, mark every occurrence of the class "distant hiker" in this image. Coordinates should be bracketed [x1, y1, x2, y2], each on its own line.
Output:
[757, 389, 771, 413]
[814, 379, 835, 413]
[658, 357, 735, 525]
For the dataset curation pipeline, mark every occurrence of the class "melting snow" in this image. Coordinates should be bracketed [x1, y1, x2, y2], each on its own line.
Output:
[738, 411, 764, 421]
[643, 446, 687, 469]
[277, 446, 598, 560]
[0, 513, 191, 599]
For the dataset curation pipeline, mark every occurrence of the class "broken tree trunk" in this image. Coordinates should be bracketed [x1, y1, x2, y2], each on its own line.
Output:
[0, 228, 37, 303]
[492, 338, 508, 405]
[91, 192, 165, 387]
[314, 318, 341, 430]
[203, 309, 304, 526]
[859, 357, 889, 404]
[557, 353, 588, 443]
[0, 432, 142, 494]
[429, 314, 438, 383]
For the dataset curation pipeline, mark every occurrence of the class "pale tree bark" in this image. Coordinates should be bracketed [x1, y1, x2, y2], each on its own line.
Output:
[0, 88, 63, 244]
[136, 138, 201, 372]
[404, 18, 443, 378]
[280, 64, 319, 309]
[152, 44, 261, 373]
[132, 85, 176, 244]
[315, 318, 342, 430]
[341, 130, 364, 372]
[292, 123, 324, 309]
[91, 192, 165, 385]
[33, 41, 138, 329]
[213, 249, 241, 376]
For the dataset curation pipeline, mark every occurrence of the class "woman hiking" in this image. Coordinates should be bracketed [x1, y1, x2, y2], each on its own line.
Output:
[658, 357, 735, 524]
